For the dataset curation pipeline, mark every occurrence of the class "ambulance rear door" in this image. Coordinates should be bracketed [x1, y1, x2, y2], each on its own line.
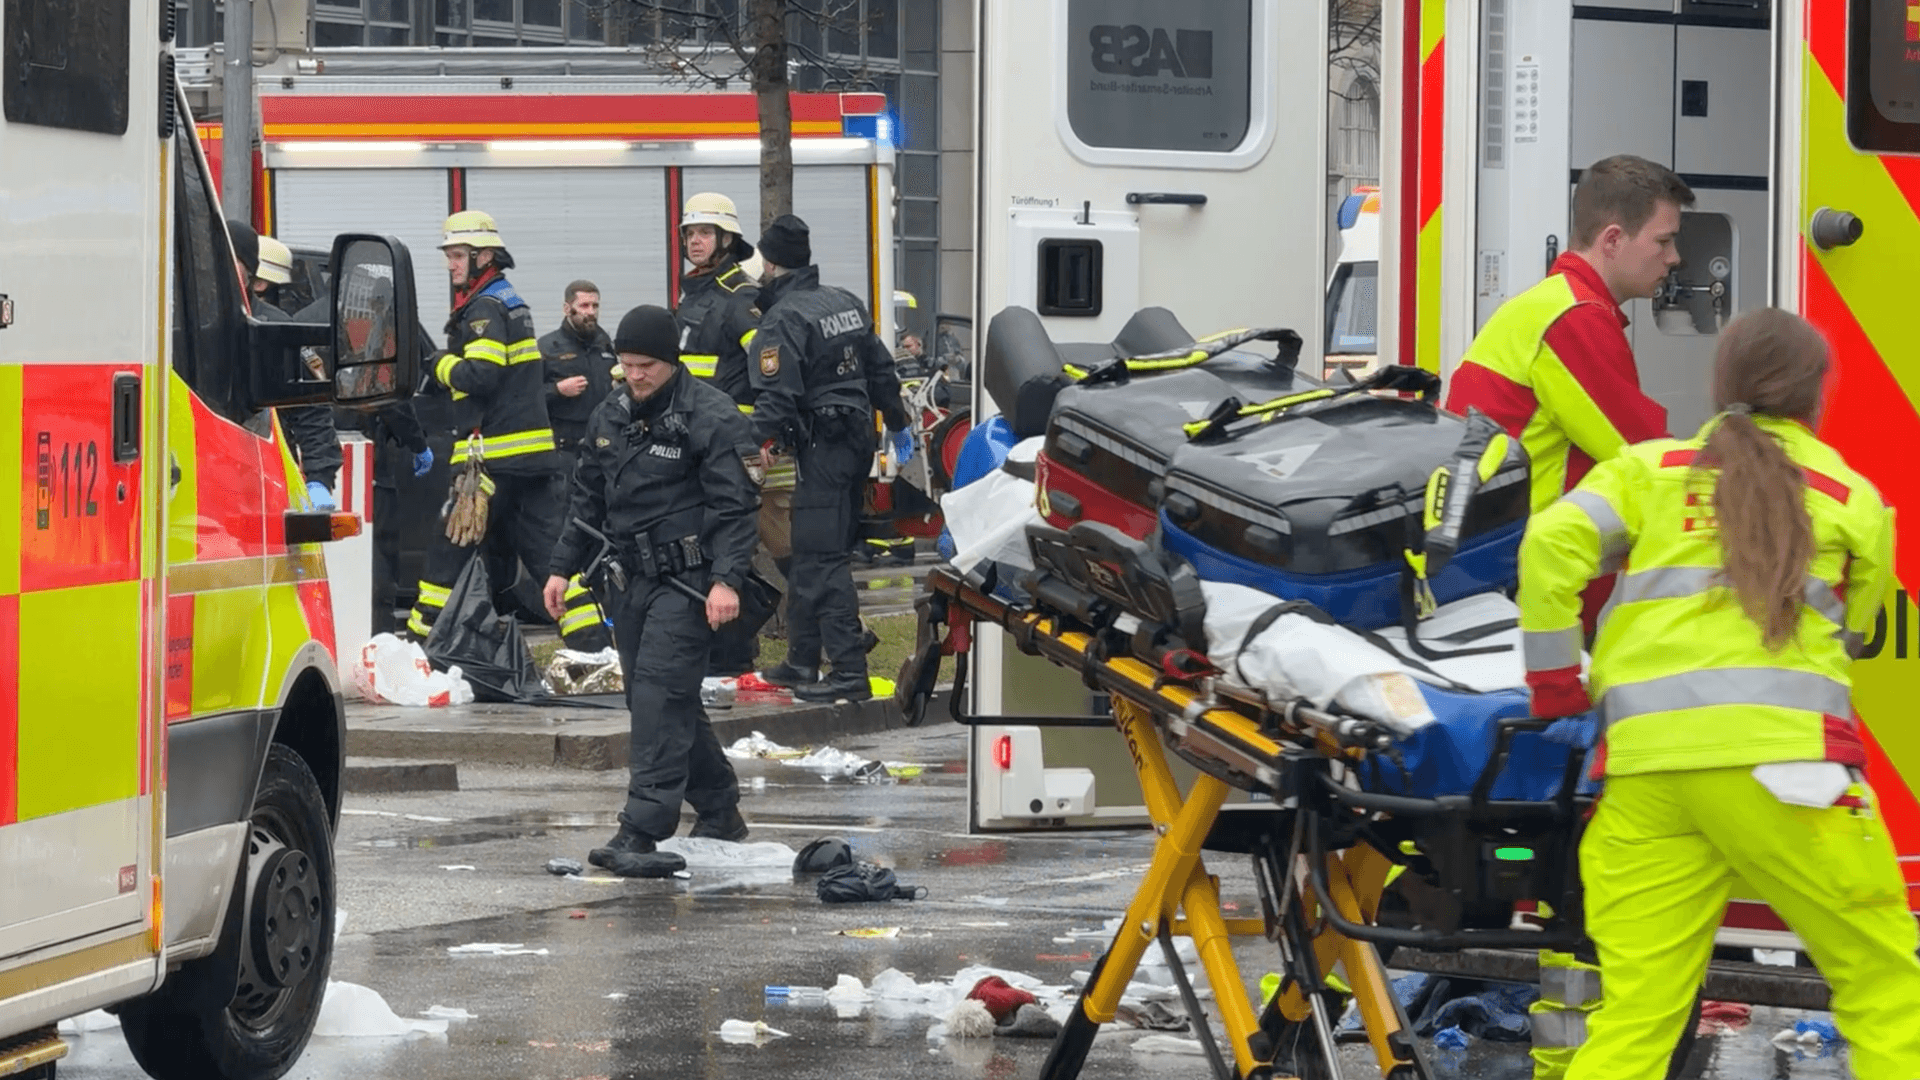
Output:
[0, 0, 166, 996]
[1782, 0, 1920, 916]
[967, 0, 1330, 831]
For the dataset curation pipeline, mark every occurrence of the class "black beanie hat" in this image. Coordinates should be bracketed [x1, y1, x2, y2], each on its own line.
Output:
[613, 305, 681, 362]
[757, 214, 812, 269]
[228, 219, 260, 277]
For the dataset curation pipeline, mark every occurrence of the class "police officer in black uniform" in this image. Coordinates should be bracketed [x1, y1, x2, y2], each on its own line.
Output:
[676, 193, 765, 676]
[748, 215, 908, 703]
[548, 306, 759, 860]
[407, 210, 564, 640]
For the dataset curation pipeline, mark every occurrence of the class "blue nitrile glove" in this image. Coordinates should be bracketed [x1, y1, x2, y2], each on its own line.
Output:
[891, 429, 915, 463]
[306, 480, 337, 510]
[412, 447, 435, 477]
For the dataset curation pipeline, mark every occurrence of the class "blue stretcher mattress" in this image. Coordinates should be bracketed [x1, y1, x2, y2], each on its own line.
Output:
[1364, 684, 1599, 801]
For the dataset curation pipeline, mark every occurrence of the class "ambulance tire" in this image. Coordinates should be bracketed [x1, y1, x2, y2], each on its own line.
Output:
[121, 744, 334, 1080]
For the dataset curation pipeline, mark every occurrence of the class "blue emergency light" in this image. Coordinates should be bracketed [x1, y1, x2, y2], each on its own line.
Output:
[842, 109, 897, 146]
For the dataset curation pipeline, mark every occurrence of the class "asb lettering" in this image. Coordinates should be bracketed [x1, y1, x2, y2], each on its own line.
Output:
[1087, 24, 1214, 79]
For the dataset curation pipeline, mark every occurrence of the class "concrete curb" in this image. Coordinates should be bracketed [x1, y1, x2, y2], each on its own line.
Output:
[344, 758, 461, 793]
[346, 689, 950, 771]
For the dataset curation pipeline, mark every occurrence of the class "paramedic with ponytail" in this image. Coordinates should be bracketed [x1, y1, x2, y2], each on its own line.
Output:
[1518, 308, 1920, 1079]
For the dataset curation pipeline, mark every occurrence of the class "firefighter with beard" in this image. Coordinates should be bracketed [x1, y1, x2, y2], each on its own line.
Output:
[674, 193, 772, 677]
[540, 279, 617, 652]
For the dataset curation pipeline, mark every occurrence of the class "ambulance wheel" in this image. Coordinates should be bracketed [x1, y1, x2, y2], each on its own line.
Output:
[121, 744, 335, 1080]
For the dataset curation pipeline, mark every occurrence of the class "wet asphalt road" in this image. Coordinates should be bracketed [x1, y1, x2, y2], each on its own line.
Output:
[60, 724, 1849, 1079]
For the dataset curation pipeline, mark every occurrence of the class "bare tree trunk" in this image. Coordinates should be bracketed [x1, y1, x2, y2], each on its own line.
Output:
[748, 0, 794, 233]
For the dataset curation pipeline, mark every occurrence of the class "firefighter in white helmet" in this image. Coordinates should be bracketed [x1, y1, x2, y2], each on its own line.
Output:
[406, 209, 568, 644]
[675, 192, 776, 678]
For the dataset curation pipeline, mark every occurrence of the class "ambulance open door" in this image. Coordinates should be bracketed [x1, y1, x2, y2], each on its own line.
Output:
[966, 0, 1331, 832]
[1784, 0, 1920, 917]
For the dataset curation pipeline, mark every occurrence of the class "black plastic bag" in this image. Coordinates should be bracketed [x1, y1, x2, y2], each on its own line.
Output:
[424, 553, 545, 703]
[817, 861, 926, 903]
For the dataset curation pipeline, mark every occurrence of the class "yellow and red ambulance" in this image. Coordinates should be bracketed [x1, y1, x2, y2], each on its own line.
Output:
[1377, 0, 1920, 937]
[0, 2, 417, 1075]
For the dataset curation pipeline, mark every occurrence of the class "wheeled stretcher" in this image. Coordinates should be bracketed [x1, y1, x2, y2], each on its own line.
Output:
[895, 522, 1595, 1080]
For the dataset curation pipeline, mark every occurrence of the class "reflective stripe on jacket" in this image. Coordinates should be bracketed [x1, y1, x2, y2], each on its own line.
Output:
[1516, 415, 1895, 777]
[437, 275, 559, 475]
[1446, 253, 1669, 514]
[676, 260, 762, 409]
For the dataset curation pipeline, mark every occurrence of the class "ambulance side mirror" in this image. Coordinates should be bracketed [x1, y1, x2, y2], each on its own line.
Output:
[327, 234, 420, 412]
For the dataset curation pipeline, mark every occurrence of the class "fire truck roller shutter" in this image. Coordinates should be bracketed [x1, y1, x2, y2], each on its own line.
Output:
[271, 168, 450, 326]
[682, 165, 876, 303]
[462, 167, 670, 329]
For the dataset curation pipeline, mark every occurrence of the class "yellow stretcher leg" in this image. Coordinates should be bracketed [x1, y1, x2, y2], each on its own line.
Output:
[1043, 697, 1419, 1080]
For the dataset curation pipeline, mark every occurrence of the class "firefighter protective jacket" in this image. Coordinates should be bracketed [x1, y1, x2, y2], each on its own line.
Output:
[1517, 415, 1894, 777]
[1445, 252, 1670, 513]
[746, 266, 908, 448]
[676, 259, 762, 408]
[550, 368, 761, 591]
[434, 274, 559, 476]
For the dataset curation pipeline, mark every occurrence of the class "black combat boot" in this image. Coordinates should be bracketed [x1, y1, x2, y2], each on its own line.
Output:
[588, 825, 655, 869]
[793, 672, 871, 703]
[759, 662, 820, 688]
[689, 808, 750, 843]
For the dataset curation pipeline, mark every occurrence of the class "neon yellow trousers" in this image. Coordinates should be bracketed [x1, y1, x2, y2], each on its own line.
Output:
[1567, 767, 1920, 1080]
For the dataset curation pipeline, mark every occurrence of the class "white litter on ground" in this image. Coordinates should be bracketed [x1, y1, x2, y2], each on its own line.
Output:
[1132, 1034, 1208, 1056]
[604, 992, 629, 1000]
[422, 1006, 478, 1021]
[655, 836, 797, 868]
[447, 942, 550, 957]
[438, 865, 477, 872]
[723, 731, 927, 780]
[718, 1019, 790, 1043]
[313, 981, 449, 1037]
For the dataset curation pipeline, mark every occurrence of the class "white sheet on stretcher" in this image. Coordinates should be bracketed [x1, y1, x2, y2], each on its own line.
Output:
[1199, 583, 1590, 736]
[940, 467, 1040, 576]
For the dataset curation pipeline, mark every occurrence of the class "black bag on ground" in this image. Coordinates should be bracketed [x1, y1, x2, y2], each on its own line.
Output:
[816, 861, 925, 902]
[423, 553, 546, 702]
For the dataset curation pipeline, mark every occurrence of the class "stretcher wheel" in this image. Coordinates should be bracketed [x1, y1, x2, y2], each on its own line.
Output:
[928, 408, 972, 493]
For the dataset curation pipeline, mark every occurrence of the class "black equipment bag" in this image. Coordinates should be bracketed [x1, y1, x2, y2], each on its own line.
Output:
[423, 553, 547, 702]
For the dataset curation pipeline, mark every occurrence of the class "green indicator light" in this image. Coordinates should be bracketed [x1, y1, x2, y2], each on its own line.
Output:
[1493, 847, 1535, 862]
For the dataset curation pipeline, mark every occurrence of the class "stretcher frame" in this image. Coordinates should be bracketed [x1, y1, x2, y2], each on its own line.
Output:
[905, 563, 1593, 1080]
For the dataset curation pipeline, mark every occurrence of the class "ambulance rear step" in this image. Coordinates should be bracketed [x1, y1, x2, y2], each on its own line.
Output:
[0, 1025, 66, 1077]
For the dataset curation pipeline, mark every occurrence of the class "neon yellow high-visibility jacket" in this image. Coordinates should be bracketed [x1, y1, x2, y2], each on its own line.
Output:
[1517, 414, 1894, 777]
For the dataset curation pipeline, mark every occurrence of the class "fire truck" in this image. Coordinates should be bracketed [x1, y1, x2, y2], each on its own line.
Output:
[0, 1, 419, 1075]
[964, 0, 1917, 999]
[197, 80, 899, 624]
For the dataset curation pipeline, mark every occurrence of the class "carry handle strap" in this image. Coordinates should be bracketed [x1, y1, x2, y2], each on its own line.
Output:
[1184, 364, 1442, 443]
[1068, 326, 1304, 385]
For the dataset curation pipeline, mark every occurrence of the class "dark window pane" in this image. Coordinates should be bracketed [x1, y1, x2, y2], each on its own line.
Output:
[472, 33, 518, 45]
[436, 30, 469, 44]
[902, 0, 934, 57]
[523, 0, 560, 24]
[896, 240, 937, 335]
[368, 23, 411, 45]
[315, 0, 365, 10]
[436, 0, 469, 27]
[567, 0, 603, 40]
[369, 0, 410, 20]
[474, 0, 512, 22]
[899, 151, 936, 196]
[828, 16, 858, 56]
[312, 19, 366, 46]
[2, 0, 132, 135]
[900, 198, 937, 240]
[900, 71, 935, 150]
[866, 0, 897, 58]
[712, 0, 739, 28]
[172, 132, 249, 423]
